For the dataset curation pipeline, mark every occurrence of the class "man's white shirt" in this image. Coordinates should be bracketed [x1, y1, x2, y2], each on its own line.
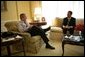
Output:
[18, 20, 32, 32]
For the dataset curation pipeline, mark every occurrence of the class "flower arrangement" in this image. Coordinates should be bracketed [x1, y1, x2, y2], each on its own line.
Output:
[75, 24, 84, 31]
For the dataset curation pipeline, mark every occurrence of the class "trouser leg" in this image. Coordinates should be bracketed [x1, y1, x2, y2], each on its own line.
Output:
[27, 26, 55, 49]
[68, 28, 74, 35]
[63, 28, 68, 35]
[27, 26, 49, 43]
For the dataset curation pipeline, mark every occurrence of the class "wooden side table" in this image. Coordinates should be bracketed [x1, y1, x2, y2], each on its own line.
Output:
[1, 37, 26, 56]
[29, 22, 47, 27]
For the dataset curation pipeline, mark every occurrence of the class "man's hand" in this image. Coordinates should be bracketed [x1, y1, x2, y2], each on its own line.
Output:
[63, 25, 68, 28]
[66, 25, 69, 28]
[63, 25, 73, 29]
[68, 26, 73, 28]
[63, 25, 66, 28]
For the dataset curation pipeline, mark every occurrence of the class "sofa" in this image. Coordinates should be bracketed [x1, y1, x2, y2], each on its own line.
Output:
[49, 17, 84, 41]
[4, 21, 44, 54]
[52, 17, 84, 33]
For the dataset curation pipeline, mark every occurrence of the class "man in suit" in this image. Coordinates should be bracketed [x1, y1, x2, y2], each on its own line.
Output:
[62, 11, 76, 38]
[18, 13, 55, 49]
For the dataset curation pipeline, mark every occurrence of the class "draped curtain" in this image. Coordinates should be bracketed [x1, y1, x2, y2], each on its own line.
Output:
[41, 1, 84, 26]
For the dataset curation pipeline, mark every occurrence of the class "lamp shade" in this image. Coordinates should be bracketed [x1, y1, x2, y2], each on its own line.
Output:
[34, 7, 41, 15]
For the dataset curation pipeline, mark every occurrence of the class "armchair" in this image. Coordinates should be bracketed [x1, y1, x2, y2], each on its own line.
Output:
[4, 21, 43, 54]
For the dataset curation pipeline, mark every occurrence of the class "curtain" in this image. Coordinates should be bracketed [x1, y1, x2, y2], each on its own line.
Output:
[42, 1, 84, 26]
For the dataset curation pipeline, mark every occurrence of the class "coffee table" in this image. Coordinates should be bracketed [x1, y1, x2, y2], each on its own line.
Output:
[62, 35, 84, 56]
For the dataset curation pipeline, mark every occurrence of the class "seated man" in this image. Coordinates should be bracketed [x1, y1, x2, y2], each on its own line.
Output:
[62, 11, 76, 38]
[18, 13, 55, 49]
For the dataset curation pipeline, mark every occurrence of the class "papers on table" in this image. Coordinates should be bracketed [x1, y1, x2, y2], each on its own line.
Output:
[73, 36, 80, 42]
[2, 35, 22, 42]
[2, 38, 15, 42]
[15, 35, 22, 38]
[64, 36, 81, 42]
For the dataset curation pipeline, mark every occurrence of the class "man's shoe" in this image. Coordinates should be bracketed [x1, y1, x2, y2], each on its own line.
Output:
[46, 45, 55, 49]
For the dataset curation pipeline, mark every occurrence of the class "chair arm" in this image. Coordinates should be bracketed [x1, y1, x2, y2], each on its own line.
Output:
[18, 32, 31, 37]
[10, 31, 31, 37]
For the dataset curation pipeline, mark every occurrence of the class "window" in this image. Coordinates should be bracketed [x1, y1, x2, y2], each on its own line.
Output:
[42, 1, 84, 26]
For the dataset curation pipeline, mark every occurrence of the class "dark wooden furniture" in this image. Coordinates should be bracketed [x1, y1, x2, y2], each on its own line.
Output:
[62, 36, 84, 56]
[1, 37, 26, 56]
[29, 22, 47, 26]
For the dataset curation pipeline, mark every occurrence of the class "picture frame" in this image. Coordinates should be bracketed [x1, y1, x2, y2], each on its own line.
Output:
[1, 1, 7, 11]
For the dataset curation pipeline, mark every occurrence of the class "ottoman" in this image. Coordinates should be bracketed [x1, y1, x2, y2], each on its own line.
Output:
[49, 27, 63, 42]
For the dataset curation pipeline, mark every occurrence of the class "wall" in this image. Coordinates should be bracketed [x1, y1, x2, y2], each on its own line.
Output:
[1, 1, 31, 32]
[1, 1, 18, 21]
[1, 1, 32, 21]
[17, 1, 31, 21]
[1, 1, 42, 32]
[30, 1, 41, 21]
[1, 1, 18, 32]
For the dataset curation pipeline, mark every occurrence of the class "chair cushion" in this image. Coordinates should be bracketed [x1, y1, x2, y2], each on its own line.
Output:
[5, 21, 19, 32]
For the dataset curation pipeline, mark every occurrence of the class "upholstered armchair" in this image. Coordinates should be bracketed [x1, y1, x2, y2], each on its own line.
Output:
[4, 21, 43, 54]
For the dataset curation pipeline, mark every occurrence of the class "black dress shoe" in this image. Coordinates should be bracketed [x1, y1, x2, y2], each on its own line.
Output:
[46, 45, 55, 49]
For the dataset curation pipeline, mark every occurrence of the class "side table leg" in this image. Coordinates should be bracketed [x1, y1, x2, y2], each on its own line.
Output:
[22, 39, 26, 56]
[7, 46, 11, 56]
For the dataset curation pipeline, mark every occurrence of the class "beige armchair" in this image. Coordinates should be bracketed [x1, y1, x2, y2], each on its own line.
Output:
[4, 21, 43, 54]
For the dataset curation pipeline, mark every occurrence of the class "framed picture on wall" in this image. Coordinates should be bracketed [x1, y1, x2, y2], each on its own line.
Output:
[1, 1, 7, 11]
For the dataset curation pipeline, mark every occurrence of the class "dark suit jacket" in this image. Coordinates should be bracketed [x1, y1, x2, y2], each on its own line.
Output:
[62, 17, 76, 28]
